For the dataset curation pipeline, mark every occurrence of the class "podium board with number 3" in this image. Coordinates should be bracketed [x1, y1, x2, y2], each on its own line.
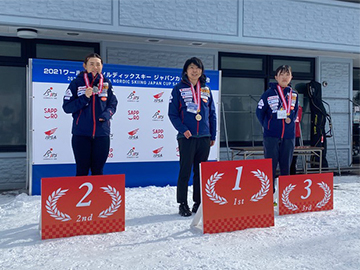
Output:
[41, 174, 125, 240]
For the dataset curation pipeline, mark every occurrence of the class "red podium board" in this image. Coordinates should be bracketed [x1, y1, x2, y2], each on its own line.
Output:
[278, 173, 333, 216]
[41, 174, 125, 240]
[193, 159, 274, 234]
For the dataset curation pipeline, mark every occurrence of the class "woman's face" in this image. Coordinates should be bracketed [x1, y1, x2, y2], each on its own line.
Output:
[186, 63, 202, 83]
[275, 71, 292, 88]
[83, 57, 103, 76]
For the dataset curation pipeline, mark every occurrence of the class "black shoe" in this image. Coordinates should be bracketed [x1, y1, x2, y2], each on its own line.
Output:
[179, 203, 192, 217]
[192, 202, 200, 213]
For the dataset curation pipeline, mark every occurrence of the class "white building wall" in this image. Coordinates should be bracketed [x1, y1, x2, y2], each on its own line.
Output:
[317, 57, 353, 168]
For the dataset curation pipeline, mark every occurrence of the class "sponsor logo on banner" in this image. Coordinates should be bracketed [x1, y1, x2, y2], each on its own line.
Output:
[127, 91, 140, 102]
[43, 87, 58, 99]
[108, 148, 114, 159]
[176, 147, 180, 157]
[128, 110, 140, 121]
[152, 129, 164, 139]
[128, 128, 139, 140]
[44, 108, 58, 119]
[43, 148, 58, 160]
[127, 147, 139, 158]
[153, 92, 164, 103]
[110, 133, 114, 140]
[44, 128, 58, 140]
[153, 147, 163, 158]
[152, 110, 164, 121]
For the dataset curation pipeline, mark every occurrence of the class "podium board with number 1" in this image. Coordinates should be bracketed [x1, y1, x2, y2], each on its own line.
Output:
[192, 159, 274, 234]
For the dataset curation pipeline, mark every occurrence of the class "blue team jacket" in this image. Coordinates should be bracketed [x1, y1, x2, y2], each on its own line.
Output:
[256, 83, 298, 139]
[168, 76, 217, 140]
[62, 72, 118, 137]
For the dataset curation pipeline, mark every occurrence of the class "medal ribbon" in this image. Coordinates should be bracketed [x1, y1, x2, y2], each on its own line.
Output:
[84, 73, 104, 95]
[276, 84, 292, 115]
[190, 81, 201, 112]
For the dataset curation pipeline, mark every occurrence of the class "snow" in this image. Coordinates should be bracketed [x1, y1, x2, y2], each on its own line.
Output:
[0, 175, 359, 270]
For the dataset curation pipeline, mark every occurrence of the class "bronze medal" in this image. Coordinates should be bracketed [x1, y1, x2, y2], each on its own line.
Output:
[285, 117, 291, 124]
[195, 114, 202, 121]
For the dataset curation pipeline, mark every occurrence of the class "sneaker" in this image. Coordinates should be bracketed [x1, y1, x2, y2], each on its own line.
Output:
[273, 201, 278, 207]
[192, 202, 200, 213]
[179, 203, 192, 217]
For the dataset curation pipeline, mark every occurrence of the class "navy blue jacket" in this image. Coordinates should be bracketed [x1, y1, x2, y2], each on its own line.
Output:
[63, 72, 118, 137]
[168, 75, 217, 140]
[256, 83, 298, 139]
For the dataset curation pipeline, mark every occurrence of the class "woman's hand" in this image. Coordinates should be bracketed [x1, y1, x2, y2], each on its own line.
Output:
[183, 130, 192, 139]
[85, 87, 93, 98]
[210, 140, 215, 147]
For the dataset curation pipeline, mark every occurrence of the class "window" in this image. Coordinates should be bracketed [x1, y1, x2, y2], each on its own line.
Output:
[0, 37, 99, 152]
[219, 52, 315, 147]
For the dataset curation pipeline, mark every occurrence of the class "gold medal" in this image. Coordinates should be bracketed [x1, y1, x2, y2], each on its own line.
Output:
[195, 114, 202, 121]
[285, 117, 291, 124]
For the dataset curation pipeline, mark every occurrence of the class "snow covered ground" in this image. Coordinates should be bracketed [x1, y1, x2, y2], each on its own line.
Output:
[0, 175, 359, 270]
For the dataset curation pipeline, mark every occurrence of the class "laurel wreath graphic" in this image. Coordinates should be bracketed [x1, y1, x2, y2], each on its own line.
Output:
[98, 185, 122, 218]
[316, 181, 331, 208]
[281, 184, 299, 211]
[205, 172, 228, 205]
[250, 170, 270, 202]
[45, 188, 72, 221]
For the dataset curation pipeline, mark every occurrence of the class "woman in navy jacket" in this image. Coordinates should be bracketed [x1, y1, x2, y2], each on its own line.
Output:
[63, 53, 117, 176]
[256, 65, 298, 195]
[168, 57, 217, 217]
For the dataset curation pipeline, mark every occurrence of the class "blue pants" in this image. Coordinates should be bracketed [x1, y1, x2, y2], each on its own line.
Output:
[72, 135, 110, 176]
[263, 136, 295, 191]
[177, 137, 211, 204]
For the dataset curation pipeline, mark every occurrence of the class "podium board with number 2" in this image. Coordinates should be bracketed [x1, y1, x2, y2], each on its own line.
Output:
[41, 174, 125, 240]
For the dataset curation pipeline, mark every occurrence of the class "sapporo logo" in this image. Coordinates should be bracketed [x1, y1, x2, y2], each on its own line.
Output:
[43, 87, 57, 99]
[153, 92, 164, 103]
[44, 128, 58, 140]
[43, 148, 57, 160]
[128, 128, 139, 140]
[153, 147, 164, 158]
[152, 110, 164, 121]
[127, 91, 140, 102]
[128, 110, 140, 121]
[127, 147, 139, 158]
[152, 129, 164, 139]
[44, 108, 58, 119]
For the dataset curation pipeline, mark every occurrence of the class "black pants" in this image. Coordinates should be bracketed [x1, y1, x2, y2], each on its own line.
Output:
[290, 137, 300, 175]
[263, 136, 295, 192]
[177, 137, 211, 204]
[72, 135, 110, 176]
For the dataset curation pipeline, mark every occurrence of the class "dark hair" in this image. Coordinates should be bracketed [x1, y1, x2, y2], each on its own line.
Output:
[182, 57, 207, 84]
[275, 65, 292, 76]
[84, 53, 103, 65]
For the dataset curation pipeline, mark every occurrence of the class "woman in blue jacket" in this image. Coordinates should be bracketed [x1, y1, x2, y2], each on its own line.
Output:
[256, 65, 298, 195]
[63, 53, 117, 176]
[168, 57, 217, 217]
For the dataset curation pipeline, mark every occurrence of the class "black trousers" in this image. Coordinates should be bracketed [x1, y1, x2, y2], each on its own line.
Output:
[263, 136, 295, 192]
[177, 137, 211, 204]
[290, 137, 300, 175]
[72, 135, 110, 176]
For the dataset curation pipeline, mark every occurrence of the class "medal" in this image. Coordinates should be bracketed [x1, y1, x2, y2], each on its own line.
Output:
[84, 72, 104, 95]
[276, 85, 293, 122]
[285, 117, 291, 124]
[195, 114, 202, 121]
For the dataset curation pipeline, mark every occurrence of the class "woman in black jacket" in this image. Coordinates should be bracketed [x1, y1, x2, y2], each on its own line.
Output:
[63, 53, 118, 176]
